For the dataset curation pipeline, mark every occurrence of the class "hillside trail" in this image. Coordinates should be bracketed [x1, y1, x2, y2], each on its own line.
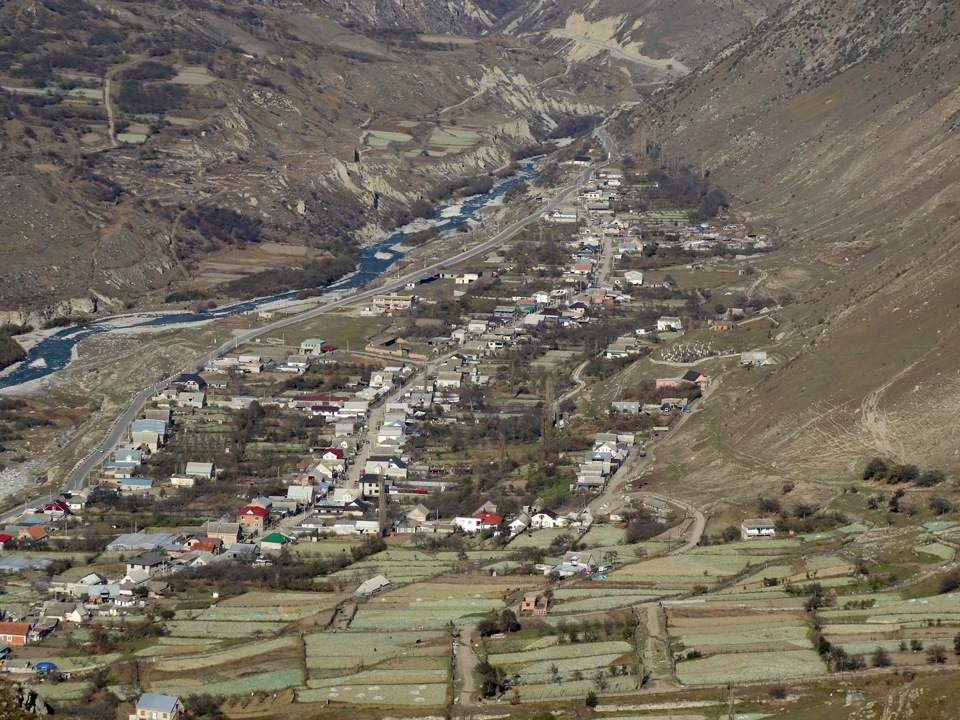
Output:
[558, 359, 589, 405]
[859, 320, 960, 460]
[454, 624, 480, 709]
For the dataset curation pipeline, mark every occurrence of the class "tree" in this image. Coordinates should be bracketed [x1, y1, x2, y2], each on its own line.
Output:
[585, 690, 598, 708]
[871, 647, 892, 668]
[594, 668, 609, 691]
[499, 609, 521, 633]
[477, 659, 508, 697]
[549, 663, 562, 684]
[939, 569, 960, 594]
[863, 457, 888, 481]
[953, 632, 960, 656]
[929, 496, 954, 516]
[927, 644, 948, 664]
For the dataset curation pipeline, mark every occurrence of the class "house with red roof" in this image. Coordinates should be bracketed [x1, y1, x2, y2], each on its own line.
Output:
[40, 500, 70, 517]
[18, 525, 48, 543]
[0, 533, 13, 549]
[0, 621, 32, 646]
[236, 505, 269, 531]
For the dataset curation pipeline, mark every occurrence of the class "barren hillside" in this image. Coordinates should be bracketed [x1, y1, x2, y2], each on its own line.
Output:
[624, 0, 960, 487]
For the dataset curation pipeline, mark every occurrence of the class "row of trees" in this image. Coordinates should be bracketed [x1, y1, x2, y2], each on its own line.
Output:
[863, 457, 946, 486]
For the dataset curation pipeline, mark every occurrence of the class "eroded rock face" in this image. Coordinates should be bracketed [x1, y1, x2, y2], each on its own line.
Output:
[0, 298, 98, 328]
[0, 683, 53, 717]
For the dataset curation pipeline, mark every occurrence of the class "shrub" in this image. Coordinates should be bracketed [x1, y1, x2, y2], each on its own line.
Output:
[926, 645, 947, 664]
[585, 690, 598, 708]
[871, 647, 892, 668]
[939, 569, 960, 594]
[769, 683, 788, 700]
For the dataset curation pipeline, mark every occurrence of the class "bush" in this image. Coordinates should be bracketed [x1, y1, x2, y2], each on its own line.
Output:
[585, 690, 598, 708]
[939, 570, 960, 594]
[769, 683, 788, 700]
[927, 645, 947, 664]
[871, 647, 892, 668]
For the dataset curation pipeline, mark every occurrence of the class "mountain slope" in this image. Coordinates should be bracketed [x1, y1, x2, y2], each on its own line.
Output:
[627, 0, 960, 490]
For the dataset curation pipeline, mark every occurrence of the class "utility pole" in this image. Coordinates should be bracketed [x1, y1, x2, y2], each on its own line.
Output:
[377, 472, 387, 536]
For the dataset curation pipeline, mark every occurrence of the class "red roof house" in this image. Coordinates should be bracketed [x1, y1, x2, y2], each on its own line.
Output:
[236, 505, 269, 530]
[476, 513, 504, 528]
[0, 622, 32, 646]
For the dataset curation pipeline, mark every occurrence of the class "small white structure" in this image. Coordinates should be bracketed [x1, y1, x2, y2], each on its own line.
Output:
[740, 518, 776, 539]
[355, 574, 391, 597]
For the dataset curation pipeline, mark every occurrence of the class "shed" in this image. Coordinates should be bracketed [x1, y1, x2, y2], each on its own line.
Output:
[355, 574, 391, 597]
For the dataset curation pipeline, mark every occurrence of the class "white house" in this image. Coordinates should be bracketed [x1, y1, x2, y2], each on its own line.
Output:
[740, 518, 776, 539]
[657, 316, 683, 332]
[530, 509, 561, 529]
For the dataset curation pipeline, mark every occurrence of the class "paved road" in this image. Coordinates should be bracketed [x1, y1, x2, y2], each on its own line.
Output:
[2, 133, 617, 523]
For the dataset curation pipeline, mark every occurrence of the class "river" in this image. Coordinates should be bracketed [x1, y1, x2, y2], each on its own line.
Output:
[0, 162, 538, 391]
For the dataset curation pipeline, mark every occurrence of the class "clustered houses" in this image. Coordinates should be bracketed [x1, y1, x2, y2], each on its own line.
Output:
[576, 433, 635, 494]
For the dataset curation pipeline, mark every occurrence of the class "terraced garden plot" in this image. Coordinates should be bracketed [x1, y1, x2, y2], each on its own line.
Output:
[220, 590, 346, 608]
[155, 637, 297, 672]
[305, 666, 448, 688]
[669, 612, 806, 630]
[428, 127, 480, 146]
[516, 675, 635, 699]
[674, 625, 811, 650]
[166, 620, 285, 638]
[41, 653, 122, 671]
[687, 539, 800, 554]
[196, 606, 320, 622]
[490, 639, 632, 668]
[364, 130, 414, 147]
[915, 542, 956, 560]
[510, 528, 572, 548]
[305, 630, 447, 671]
[611, 554, 768, 581]
[836, 638, 959, 655]
[802, 523, 869, 541]
[34, 682, 90, 702]
[149, 668, 303, 697]
[351, 600, 502, 630]
[675, 649, 826, 685]
[581, 524, 629, 546]
[554, 595, 675, 613]
[298, 682, 447, 705]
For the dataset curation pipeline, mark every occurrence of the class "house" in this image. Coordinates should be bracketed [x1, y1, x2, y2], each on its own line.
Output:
[741, 518, 776, 539]
[40, 499, 70, 517]
[364, 456, 407, 479]
[407, 504, 431, 523]
[656, 316, 683, 332]
[508, 513, 531, 536]
[0, 533, 12, 549]
[184, 536, 222, 554]
[287, 485, 315, 506]
[260, 532, 291, 552]
[17, 525, 47, 543]
[201, 522, 241, 544]
[126, 552, 167, 577]
[131, 693, 183, 720]
[641, 496, 670, 518]
[300, 338, 326, 355]
[0, 622, 31, 646]
[120, 477, 154, 492]
[521, 593, 546, 614]
[178, 391, 206, 409]
[623, 270, 644, 285]
[172, 374, 206, 392]
[236, 505, 270, 531]
[372, 295, 414, 312]
[740, 350, 769, 366]
[681, 370, 709, 388]
[184, 462, 215, 479]
[530, 509, 561, 529]
[476, 513, 503, 530]
[355, 574, 391, 597]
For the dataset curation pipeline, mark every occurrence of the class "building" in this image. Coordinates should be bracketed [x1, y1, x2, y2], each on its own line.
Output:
[0, 622, 31, 646]
[236, 505, 269, 531]
[740, 518, 776, 539]
[656, 316, 683, 332]
[300, 338, 325, 355]
[131, 693, 183, 720]
[372, 295, 414, 312]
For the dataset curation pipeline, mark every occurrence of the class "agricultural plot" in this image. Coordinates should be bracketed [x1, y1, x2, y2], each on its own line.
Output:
[914, 542, 955, 560]
[518, 675, 636, 699]
[721, 554, 855, 593]
[165, 619, 285, 638]
[675, 649, 825, 685]
[301, 630, 449, 706]
[298, 681, 448, 706]
[610, 553, 768, 587]
[149, 668, 303, 697]
[510, 528, 574, 548]
[155, 637, 297, 672]
[666, 600, 823, 685]
[490, 638, 633, 684]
